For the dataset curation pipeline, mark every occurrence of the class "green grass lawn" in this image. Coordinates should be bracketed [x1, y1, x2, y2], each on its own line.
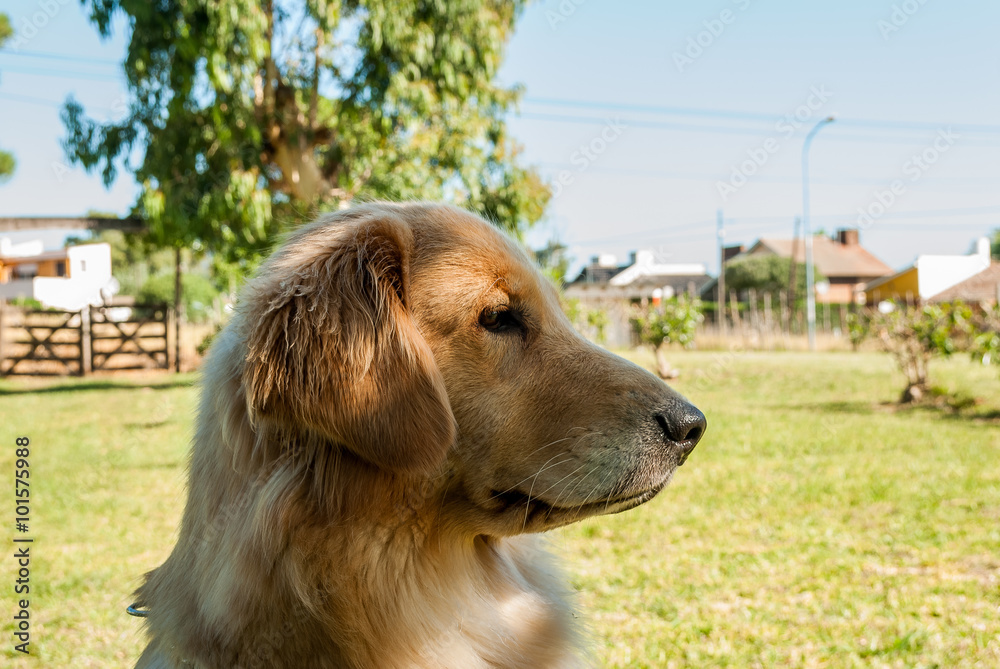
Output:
[2, 352, 998, 667]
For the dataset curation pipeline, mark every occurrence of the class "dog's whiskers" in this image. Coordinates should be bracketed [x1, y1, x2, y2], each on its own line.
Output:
[486, 431, 593, 501]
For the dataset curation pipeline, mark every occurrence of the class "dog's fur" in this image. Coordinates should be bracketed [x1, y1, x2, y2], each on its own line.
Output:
[134, 202, 706, 668]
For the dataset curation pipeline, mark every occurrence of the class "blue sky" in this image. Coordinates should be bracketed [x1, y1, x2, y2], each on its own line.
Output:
[1, 0, 998, 274]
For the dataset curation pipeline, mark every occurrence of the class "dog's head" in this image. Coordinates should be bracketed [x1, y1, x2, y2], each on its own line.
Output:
[239, 202, 705, 536]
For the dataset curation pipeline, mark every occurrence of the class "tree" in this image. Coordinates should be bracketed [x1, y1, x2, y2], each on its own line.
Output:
[533, 238, 570, 288]
[62, 0, 550, 271]
[0, 13, 16, 181]
[724, 254, 823, 300]
[630, 295, 704, 379]
[850, 302, 974, 403]
[991, 229, 1000, 261]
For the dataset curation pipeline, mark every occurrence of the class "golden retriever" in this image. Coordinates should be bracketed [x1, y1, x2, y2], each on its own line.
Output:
[133, 202, 706, 668]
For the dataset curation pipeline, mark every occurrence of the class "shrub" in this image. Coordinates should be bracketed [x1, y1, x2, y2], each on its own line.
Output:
[970, 305, 1000, 372]
[724, 255, 823, 300]
[850, 301, 974, 403]
[630, 295, 704, 378]
[138, 273, 219, 324]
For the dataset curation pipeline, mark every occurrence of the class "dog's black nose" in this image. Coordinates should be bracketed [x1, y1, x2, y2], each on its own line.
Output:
[654, 400, 706, 465]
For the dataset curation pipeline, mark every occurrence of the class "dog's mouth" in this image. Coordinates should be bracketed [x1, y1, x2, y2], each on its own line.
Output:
[487, 481, 667, 523]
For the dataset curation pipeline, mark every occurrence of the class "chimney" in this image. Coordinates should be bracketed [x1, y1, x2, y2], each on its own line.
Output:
[837, 229, 859, 246]
[723, 244, 745, 262]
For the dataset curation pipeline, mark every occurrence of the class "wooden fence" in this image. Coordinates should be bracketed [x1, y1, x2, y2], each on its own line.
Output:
[0, 303, 169, 376]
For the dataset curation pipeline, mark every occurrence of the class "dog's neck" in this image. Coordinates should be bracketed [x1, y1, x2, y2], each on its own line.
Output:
[140, 356, 584, 668]
[269, 459, 582, 668]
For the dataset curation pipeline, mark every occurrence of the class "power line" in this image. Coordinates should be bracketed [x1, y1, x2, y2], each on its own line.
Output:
[730, 204, 1000, 223]
[572, 205, 1000, 246]
[0, 92, 115, 116]
[0, 48, 120, 67]
[523, 96, 1000, 136]
[0, 91, 65, 108]
[0, 65, 123, 82]
[515, 111, 1000, 147]
[533, 162, 1000, 188]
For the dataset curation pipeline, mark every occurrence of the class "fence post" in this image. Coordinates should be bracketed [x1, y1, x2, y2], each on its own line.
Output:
[81, 306, 92, 376]
[779, 290, 789, 335]
[729, 290, 741, 334]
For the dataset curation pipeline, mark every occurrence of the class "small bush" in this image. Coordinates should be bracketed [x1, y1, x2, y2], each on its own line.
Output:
[630, 295, 704, 378]
[138, 273, 219, 323]
[850, 301, 974, 403]
[7, 296, 46, 310]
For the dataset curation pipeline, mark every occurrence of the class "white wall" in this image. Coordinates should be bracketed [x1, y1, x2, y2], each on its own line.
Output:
[0, 244, 113, 310]
[916, 238, 991, 299]
[67, 243, 112, 282]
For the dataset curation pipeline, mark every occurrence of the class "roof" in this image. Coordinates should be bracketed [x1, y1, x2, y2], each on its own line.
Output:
[746, 236, 893, 279]
[628, 274, 711, 289]
[926, 263, 1000, 303]
[0, 249, 70, 264]
[863, 265, 916, 293]
[569, 264, 625, 285]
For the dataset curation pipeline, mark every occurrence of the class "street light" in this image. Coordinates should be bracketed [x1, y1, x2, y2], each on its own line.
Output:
[802, 115, 835, 351]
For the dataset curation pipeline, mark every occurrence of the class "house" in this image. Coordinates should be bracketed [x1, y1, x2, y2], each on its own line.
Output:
[0, 239, 114, 311]
[728, 229, 892, 304]
[564, 250, 712, 347]
[566, 250, 711, 302]
[862, 237, 992, 305]
[924, 258, 999, 306]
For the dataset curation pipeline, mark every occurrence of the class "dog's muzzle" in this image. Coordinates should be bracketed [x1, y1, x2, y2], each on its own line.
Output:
[653, 399, 707, 466]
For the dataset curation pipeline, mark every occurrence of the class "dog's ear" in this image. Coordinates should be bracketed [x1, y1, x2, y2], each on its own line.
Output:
[241, 212, 455, 474]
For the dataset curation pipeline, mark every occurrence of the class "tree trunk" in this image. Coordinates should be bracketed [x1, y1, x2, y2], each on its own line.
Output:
[174, 247, 182, 373]
[901, 383, 927, 403]
[655, 344, 679, 379]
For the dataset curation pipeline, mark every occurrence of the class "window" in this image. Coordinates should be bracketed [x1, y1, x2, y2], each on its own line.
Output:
[56, 261, 66, 277]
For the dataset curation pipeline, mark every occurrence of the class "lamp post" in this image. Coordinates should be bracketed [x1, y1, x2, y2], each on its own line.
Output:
[802, 115, 835, 351]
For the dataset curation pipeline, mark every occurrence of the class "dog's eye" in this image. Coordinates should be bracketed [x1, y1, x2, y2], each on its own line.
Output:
[479, 307, 523, 333]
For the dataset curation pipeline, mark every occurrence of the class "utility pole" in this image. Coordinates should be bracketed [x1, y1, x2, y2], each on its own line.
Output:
[802, 116, 835, 352]
[717, 209, 726, 339]
[787, 216, 801, 308]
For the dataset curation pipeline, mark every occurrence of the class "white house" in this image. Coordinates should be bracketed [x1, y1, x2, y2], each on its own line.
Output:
[0, 239, 115, 311]
[862, 237, 992, 304]
[564, 249, 711, 347]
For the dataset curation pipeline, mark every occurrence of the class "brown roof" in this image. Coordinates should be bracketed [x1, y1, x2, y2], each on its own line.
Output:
[0, 249, 70, 264]
[927, 263, 1000, 303]
[749, 236, 893, 279]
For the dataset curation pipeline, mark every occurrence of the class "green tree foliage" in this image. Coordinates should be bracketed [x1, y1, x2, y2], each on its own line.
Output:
[724, 254, 823, 299]
[63, 0, 549, 271]
[560, 297, 609, 346]
[138, 273, 219, 323]
[850, 302, 974, 403]
[630, 295, 704, 379]
[991, 229, 1000, 261]
[533, 239, 570, 287]
[970, 306, 1000, 374]
[0, 13, 16, 181]
[67, 213, 182, 296]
